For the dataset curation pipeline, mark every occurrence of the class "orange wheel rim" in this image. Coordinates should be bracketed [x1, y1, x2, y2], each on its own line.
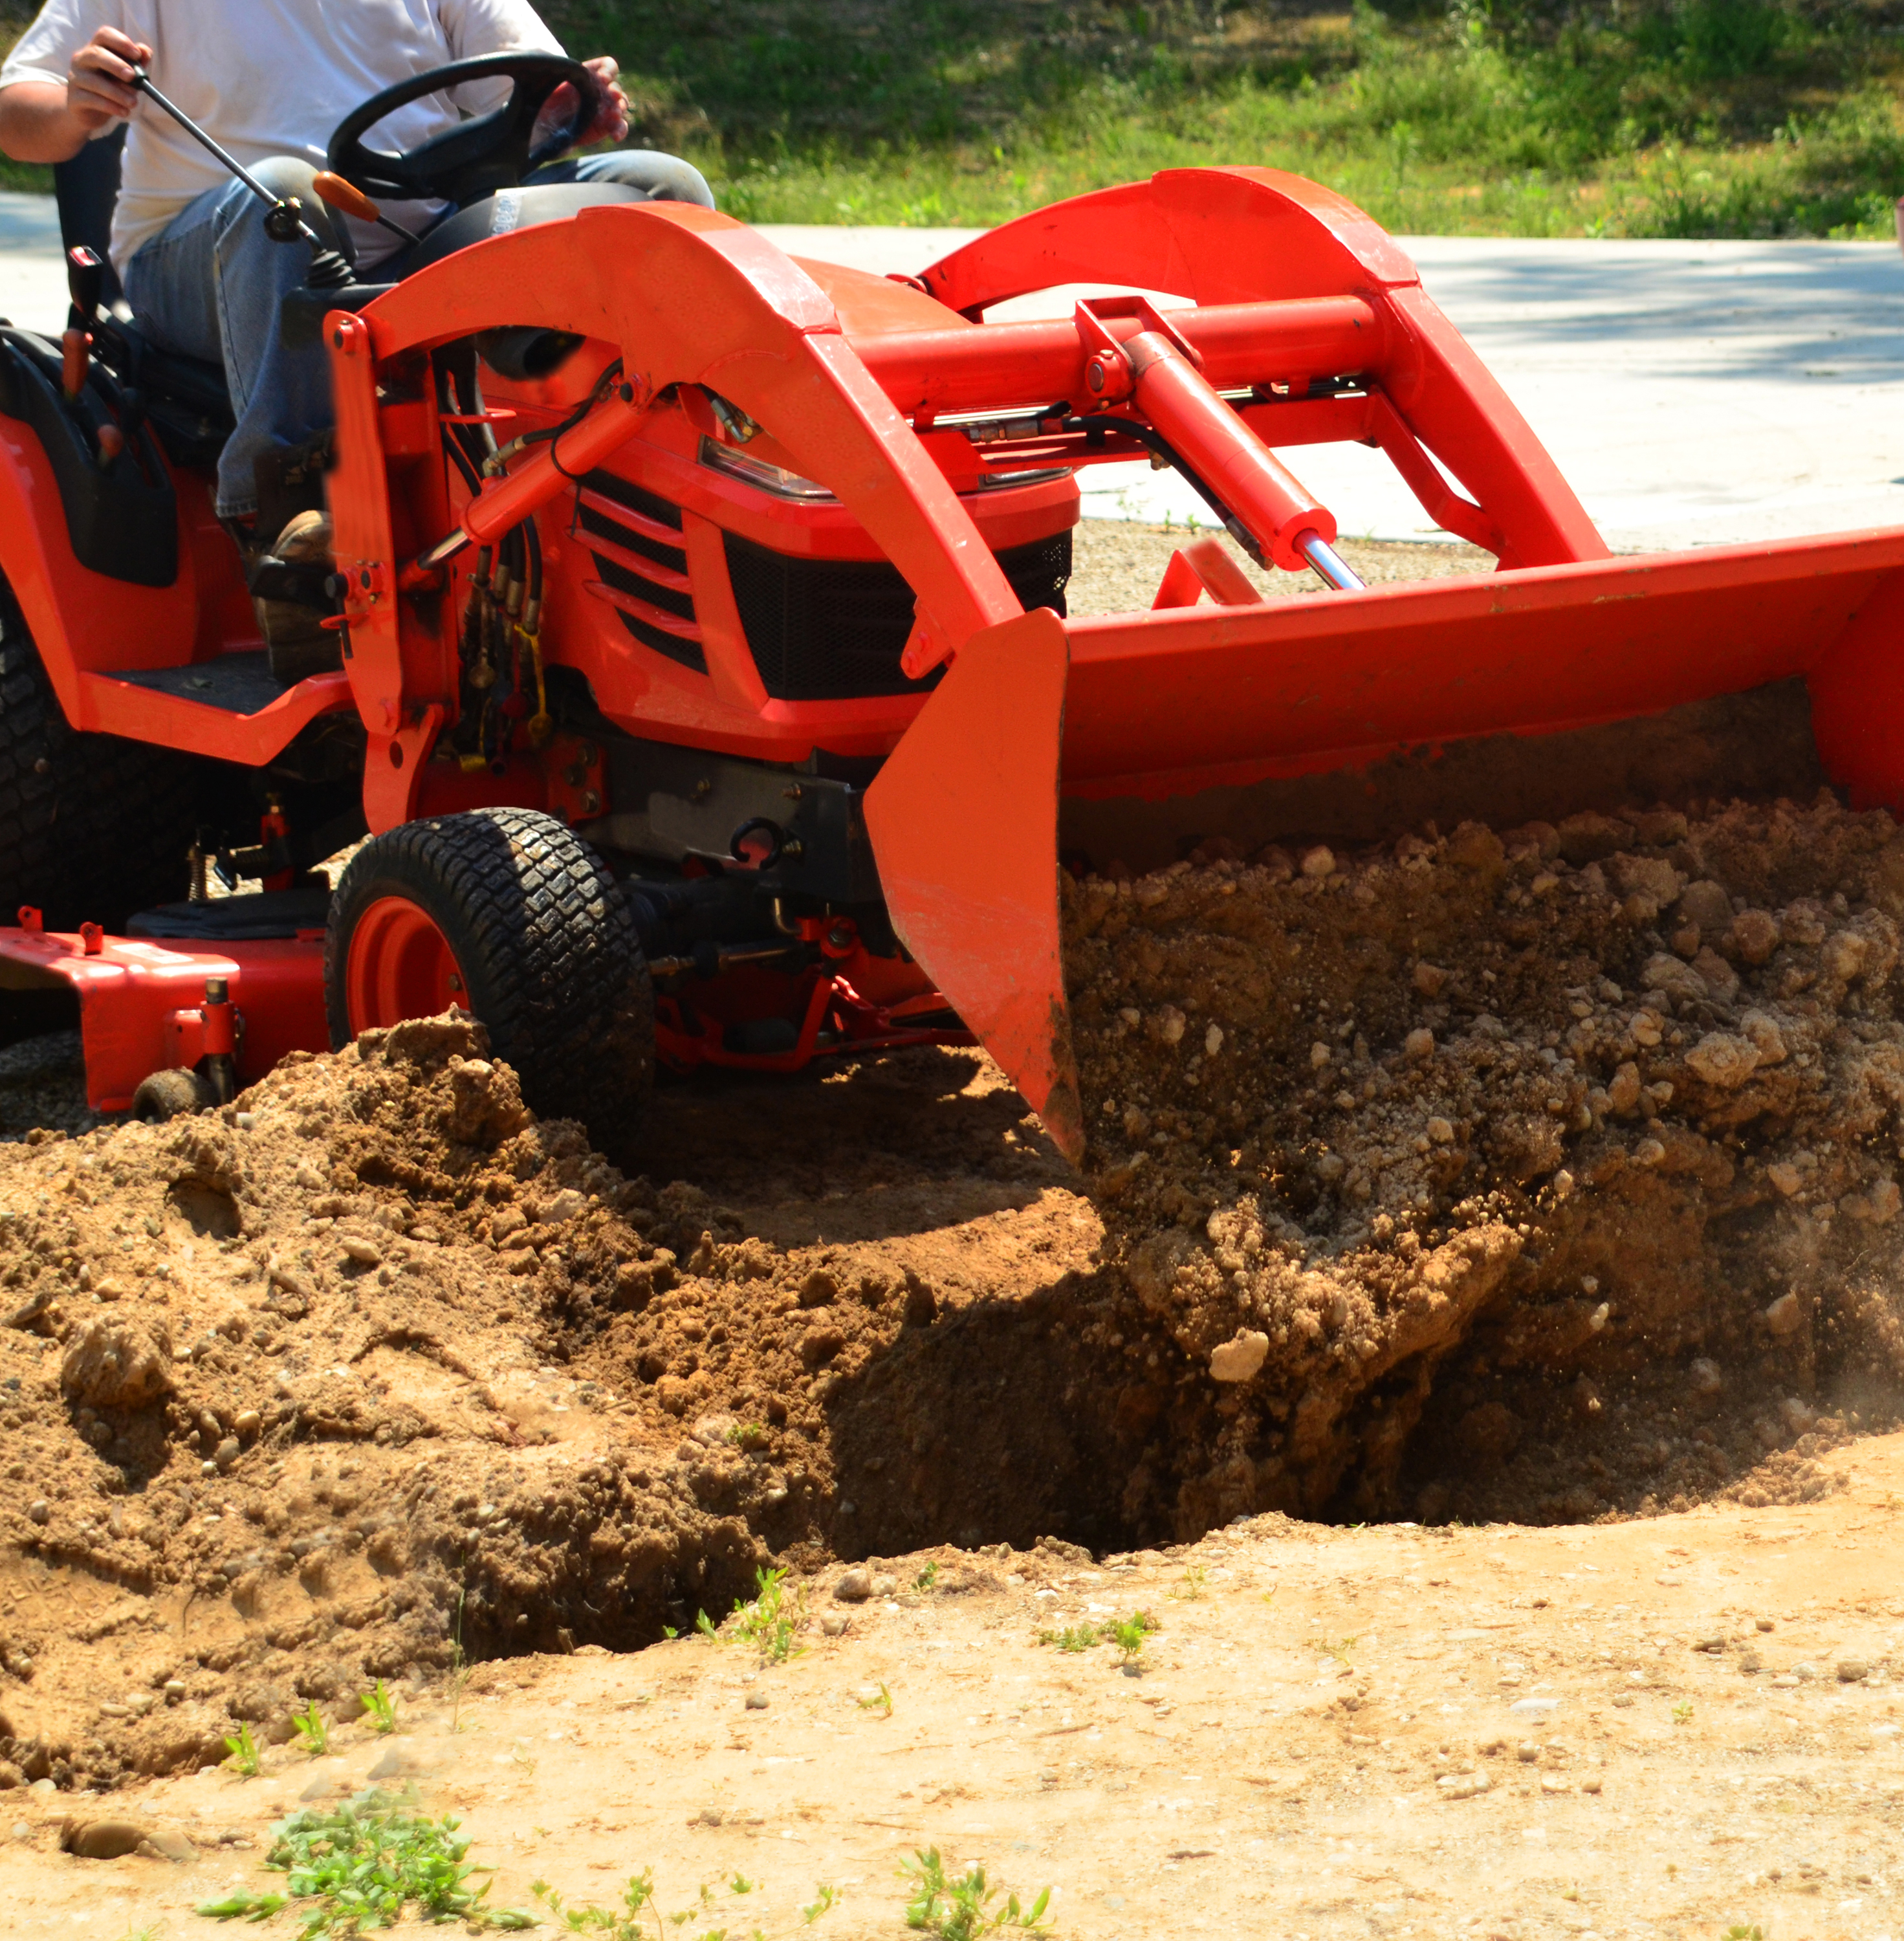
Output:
[344, 895, 469, 1032]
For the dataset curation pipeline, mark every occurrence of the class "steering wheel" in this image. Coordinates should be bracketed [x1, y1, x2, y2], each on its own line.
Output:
[327, 52, 602, 208]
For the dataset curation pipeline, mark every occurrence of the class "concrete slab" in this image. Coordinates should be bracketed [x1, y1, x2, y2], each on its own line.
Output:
[0, 188, 63, 333]
[5, 196, 1901, 553]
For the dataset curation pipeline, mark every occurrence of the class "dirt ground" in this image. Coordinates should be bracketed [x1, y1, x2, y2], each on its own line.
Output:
[8, 1435, 1904, 1940]
[3, 522, 1903, 1936]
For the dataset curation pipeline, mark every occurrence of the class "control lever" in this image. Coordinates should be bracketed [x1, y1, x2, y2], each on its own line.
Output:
[129, 71, 353, 290]
[312, 171, 422, 248]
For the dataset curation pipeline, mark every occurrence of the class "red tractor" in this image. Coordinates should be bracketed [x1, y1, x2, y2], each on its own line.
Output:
[4, 57, 1902, 1155]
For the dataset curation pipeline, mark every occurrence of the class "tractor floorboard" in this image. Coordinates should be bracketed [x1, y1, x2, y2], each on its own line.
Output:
[105, 651, 292, 716]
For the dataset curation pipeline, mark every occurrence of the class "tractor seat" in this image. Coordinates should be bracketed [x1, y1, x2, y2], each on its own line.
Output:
[54, 127, 236, 467]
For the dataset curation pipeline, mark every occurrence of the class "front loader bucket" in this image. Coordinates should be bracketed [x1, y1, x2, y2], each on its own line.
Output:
[868, 530, 1904, 1163]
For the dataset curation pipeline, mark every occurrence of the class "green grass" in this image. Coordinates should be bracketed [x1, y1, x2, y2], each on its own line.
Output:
[358, 1679, 400, 1735]
[195, 1790, 534, 1935]
[8, 1, 1902, 236]
[535, 0, 1904, 236]
[901, 1849, 1051, 1940]
[533, 1869, 837, 1939]
[222, 1720, 263, 1779]
[291, 1698, 331, 1758]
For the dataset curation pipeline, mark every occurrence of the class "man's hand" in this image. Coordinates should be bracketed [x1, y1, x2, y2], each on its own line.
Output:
[0, 24, 149, 163]
[67, 25, 153, 131]
[580, 54, 629, 146]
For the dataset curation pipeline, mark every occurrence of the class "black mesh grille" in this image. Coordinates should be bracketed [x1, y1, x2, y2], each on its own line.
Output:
[723, 529, 1072, 701]
[580, 471, 705, 673]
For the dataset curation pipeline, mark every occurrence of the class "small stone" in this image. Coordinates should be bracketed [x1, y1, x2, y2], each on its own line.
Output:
[1209, 1330, 1269, 1383]
[234, 1409, 261, 1439]
[1689, 1357, 1723, 1396]
[1540, 1775, 1571, 1794]
[1679, 879, 1734, 931]
[10, 1820, 28, 1843]
[871, 1574, 897, 1597]
[164, 1680, 186, 1702]
[340, 1237, 382, 1267]
[213, 1436, 241, 1473]
[1155, 1006, 1187, 1047]
[542, 1189, 586, 1224]
[1695, 1636, 1725, 1654]
[1685, 1032, 1759, 1089]
[60, 1819, 148, 1859]
[1740, 1009, 1787, 1065]
[1611, 1694, 1634, 1709]
[1436, 1773, 1492, 1800]
[1739, 1650, 1762, 1674]
[1756, 1618, 1775, 1633]
[1838, 1660, 1872, 1683]
[61, 1312, 174, 1408]
[1309, 1041, 1331, 1069]
[1516, 1741, 1540, 1762]
[1634, 1138, 1666, 1168]
[1427, 1117, 1454, 1145]
[833, 1567, 873, 1603]
[796, 1269, 838, 1309]
[1607, 1063, 1643, 1113]
[1764, 1292, 1804, 1336]
[744, 1690, 769, 1711]
[1864, 1180, 1902, 1225]
[1412, 962, 1449, 997]
[1300, 845, 1335, 879]
[1767, 1163, 1804, 1197]
[27, 1500, 48, 1526]
[1581, 1777, 1603, 1795]
[1729, 909, 1781, 964]
[139, 1828, 197, 1863]
[1404, 1027, 1434, 1060]
[1203, 1023, 1223, 1057]
[821, 1613, 850, 1637]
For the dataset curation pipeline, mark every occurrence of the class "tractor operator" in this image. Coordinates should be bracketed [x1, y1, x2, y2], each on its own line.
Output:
[0, 0, 713, 667]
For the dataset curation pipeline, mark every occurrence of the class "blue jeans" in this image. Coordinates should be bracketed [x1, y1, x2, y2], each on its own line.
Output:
[122, 151, 715, 520]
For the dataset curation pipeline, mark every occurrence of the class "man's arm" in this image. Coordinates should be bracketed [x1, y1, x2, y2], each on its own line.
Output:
[0, 23, 149, 164]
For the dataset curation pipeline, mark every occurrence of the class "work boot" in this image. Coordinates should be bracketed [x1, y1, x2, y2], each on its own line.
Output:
[252, 510, 340, 685]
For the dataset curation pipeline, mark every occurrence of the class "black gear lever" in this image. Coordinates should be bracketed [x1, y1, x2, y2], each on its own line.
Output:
[128, 71, 353, 290]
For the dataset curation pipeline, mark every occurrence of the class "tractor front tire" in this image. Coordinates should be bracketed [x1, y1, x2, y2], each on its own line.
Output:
[0, 587, 202, 930]
[325, 807, 653, 1150]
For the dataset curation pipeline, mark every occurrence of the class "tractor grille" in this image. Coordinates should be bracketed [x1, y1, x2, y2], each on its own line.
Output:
[724, 530, 1073, 701]
[579, 471, 706, 675]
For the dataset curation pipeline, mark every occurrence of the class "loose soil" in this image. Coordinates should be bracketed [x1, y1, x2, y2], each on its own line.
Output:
[1, 524, 1901, 1938]
[8, 1446, 1904, 1940]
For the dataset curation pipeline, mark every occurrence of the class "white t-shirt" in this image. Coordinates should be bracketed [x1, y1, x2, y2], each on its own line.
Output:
[0, 0, 565, 269]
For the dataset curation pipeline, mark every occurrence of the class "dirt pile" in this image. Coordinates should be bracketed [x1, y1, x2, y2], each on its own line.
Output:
[1066, 791, 1904, 1527]
[0, 1016, 1135, 1793]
